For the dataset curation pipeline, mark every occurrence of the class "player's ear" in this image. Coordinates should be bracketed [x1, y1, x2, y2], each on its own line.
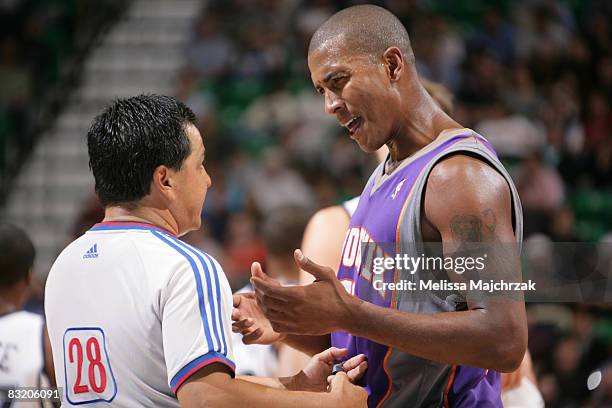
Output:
[383, 47, 403, 82]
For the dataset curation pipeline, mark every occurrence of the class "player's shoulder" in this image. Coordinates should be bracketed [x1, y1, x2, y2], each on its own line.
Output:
[427, 153, 509, 195]
[424, 154, 513, 226]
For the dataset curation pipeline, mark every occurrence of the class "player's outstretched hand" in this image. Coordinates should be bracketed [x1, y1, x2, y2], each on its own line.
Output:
[250, 249, 357, 335]
[327, 372, 368, 407]
[232, 262, 287, 344]
[295, 347, 367, 392]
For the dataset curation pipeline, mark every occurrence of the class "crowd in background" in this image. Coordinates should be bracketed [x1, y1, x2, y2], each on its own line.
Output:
[2, 0, 612, 406]
[0, 0, 124, 200]
[173, 1, 612, 406]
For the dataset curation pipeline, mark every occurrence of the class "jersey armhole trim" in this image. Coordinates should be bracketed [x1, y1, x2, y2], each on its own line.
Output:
[170, 351, 235, 395]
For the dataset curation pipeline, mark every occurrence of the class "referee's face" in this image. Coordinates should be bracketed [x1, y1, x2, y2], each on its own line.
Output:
[172, 124, 211, 235]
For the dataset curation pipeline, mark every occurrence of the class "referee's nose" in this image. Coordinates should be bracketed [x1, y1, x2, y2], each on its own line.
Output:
[204, 171, 212, 188]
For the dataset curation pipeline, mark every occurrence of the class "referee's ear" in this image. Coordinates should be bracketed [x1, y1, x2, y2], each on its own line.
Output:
[151, 165, 177, 202]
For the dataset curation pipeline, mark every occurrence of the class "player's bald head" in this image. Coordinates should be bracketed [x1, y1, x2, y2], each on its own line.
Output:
[308, 5, 414, 64]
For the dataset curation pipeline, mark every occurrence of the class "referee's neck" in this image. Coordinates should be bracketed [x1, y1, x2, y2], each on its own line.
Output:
[103, 205, 180, 236]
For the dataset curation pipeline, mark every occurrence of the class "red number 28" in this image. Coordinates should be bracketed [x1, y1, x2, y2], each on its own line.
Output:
[68, 337, 107, 394]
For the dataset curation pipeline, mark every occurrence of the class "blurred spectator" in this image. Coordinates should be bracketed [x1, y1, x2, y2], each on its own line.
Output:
[475, 99, 546, 159]
[501, 62, 542, 118]
[231, 206, 311, 377]
[0, 36, 31, 153]
[224, 211, 266, 288]
[0, 0, 124, 200]
[470, 8, 515, 65]
[516, 151, 565, 236]
[413, 14, 465, 91]
[584, 91, 612, 152]
[553, 336, 587, 405]
[185, 13, 236, 79]
[459, 49, 504, 105]
[549, 206, 578, 242]
[247, 147, 315, 216]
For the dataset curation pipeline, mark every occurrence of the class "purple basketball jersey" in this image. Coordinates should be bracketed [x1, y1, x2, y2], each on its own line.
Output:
[332, 129, 523, 407]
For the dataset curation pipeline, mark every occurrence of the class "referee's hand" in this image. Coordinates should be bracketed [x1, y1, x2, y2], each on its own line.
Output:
[231, 290, 285, 345]
[328, 372, 368, 407]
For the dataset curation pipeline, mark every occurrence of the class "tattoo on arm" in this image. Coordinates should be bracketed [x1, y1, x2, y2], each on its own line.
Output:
[450, 209, 496, 242]
[450, 215, 482, 241]
[482, 209, 497, 235]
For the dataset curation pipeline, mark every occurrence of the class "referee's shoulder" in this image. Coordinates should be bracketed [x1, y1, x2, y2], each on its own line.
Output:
[142, 230, 224, 273]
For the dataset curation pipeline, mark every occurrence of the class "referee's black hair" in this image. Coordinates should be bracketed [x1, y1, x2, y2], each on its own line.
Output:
[0, 223, 35, 287]
[87, 94, 196, 207]
[308, 4, 415, 65]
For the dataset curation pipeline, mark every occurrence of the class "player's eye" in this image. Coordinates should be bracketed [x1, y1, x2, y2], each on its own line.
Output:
[330, 75, 348, 88]
[316, 87, 325, 95]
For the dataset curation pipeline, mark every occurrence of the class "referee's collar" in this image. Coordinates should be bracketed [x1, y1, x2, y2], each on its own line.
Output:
[89, 221, 177, 237]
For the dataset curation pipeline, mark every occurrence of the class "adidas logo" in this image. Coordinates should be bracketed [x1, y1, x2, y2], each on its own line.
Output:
[83, 244, 99, 259]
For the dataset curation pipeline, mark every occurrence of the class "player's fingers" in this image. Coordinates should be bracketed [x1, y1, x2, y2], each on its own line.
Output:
[342, 353, 367, 372]
[264, 308, 291, 326]
[346, 361, 368, 383]
[251, 278, 291, 302]
[294, 249, 334, 281]
[255, 293, 288, 315]
[271, 319, 306, 335]
[270, 320, 290, 333]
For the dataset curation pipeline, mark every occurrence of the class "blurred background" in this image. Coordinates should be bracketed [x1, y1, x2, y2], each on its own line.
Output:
[0, 0, 611, 406]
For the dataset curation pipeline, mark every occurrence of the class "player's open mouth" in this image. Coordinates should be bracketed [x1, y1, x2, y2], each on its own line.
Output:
[344, 116, 362, 135]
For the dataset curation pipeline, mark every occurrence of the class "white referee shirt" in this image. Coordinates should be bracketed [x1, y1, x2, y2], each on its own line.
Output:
[45, 222, 235, 407]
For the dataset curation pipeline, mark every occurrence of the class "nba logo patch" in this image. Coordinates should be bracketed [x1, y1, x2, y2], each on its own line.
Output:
[391, 178, 406, 200]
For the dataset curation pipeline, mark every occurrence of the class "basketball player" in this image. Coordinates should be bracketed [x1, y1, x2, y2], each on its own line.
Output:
[275, 78, 454, 376]
[0, 223, 56, 407]
[279, 78, 543, 407]
[44, 95, 366, 407]
[232, 5, 527, 407]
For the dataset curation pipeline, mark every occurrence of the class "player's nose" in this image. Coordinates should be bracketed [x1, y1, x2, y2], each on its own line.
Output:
[325, 91, 345, 115]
